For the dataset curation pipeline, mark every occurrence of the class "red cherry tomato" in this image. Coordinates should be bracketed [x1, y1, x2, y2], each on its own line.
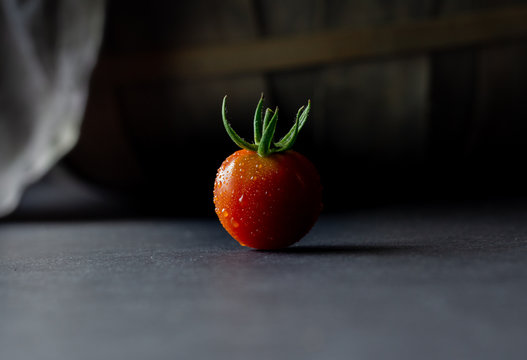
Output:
[213, 95, 322, 249]
[214, 149, 322, 249]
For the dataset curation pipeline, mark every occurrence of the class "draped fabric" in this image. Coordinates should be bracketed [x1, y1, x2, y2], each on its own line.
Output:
[0, 0, 104, 216]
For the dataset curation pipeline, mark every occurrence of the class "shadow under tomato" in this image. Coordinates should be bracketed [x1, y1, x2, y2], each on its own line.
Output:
[258, 244, 421, 255]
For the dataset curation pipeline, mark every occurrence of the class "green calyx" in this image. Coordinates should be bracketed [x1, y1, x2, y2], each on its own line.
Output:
[221, 94, 311, 157]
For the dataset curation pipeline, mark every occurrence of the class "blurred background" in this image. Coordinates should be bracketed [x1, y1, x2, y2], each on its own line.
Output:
[5, 0, 527, 219]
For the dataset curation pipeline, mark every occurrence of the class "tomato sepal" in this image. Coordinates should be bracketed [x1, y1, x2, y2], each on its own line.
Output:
[221, 94, 311, 157]
[257, 107, 279, 157]
[275, 100, 310, 149]
[221, 96, 258, 152]
[253, 93, 264, 144]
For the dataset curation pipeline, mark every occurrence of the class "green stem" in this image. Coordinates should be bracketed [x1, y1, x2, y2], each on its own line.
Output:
[275, 100, 310, 147]
[254, 93, 264, 144]
[222, 96, 258, 151]
[258, 107, 279, 157]
[221, 95, 310, 157]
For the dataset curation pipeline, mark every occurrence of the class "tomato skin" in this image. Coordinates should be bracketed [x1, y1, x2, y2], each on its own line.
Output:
[214, 149, 322, 250]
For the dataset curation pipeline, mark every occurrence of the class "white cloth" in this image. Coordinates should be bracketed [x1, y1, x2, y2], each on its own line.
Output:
[0, 0, 104, 216]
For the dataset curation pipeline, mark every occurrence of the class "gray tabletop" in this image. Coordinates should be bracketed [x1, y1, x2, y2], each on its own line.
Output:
[1, 202, 527, 360]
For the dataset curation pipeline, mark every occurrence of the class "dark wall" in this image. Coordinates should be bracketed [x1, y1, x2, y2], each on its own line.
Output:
[67, 0, 527, 216]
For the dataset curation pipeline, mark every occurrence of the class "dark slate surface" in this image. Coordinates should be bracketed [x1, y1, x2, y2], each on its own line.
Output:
[1, 202, 527, 360]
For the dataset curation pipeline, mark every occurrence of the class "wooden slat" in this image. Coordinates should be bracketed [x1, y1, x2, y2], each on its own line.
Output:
[99, 5, 527, 82]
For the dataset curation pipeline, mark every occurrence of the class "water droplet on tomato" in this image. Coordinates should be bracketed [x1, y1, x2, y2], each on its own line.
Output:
[222, 209, 229, 217]
[296, 172, 306, 187]
[231, 218, 239, 228]
[238, 194, 244, 203]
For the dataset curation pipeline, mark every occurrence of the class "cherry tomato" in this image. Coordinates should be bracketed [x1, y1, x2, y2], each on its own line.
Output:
[213, 95, 322, 249]
[214, 149, 322, 249]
